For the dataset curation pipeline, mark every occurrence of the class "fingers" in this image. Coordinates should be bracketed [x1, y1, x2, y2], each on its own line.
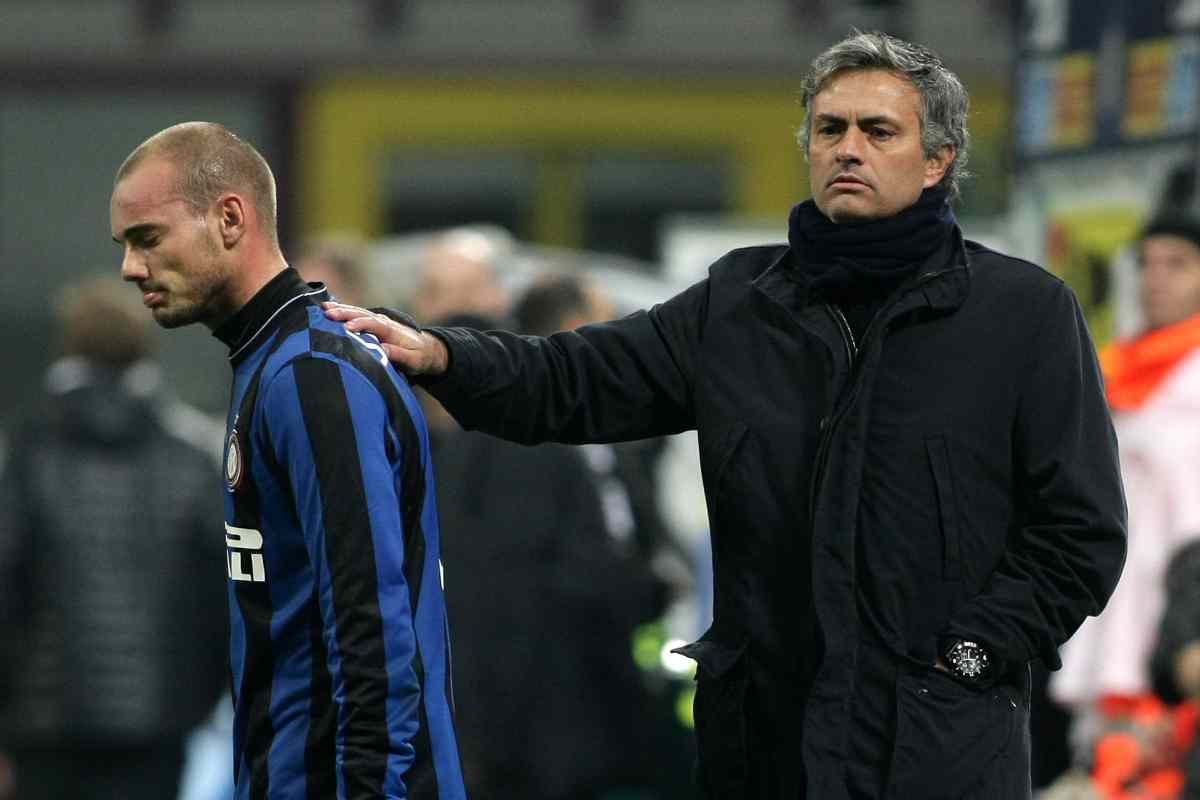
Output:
[323, 302, 405, 337]
[321, 302, 445, 375]
[323, 302, 424, 346]
[322, 301, 374, 322]
[381, 343, 422, 370]
[355, 316, 424, 350]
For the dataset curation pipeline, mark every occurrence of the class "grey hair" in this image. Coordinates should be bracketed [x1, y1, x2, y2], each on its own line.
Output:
[797, 31, 971, 200]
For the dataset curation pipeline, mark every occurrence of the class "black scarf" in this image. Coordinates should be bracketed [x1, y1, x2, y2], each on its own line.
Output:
[787, 186, 957, 296]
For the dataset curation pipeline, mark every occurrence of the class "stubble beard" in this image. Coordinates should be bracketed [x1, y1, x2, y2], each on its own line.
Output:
[153, 239, 229, 330]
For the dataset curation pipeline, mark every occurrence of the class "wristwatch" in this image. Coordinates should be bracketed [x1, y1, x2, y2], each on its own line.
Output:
[941, 638, 995, 688]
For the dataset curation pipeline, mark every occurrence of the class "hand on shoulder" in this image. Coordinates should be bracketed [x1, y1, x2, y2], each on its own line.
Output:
[323, 302, 449, 376]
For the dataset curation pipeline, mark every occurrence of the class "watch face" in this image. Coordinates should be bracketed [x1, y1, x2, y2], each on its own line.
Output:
[958, 650, 985, 677]
[951, 641, 990, 679]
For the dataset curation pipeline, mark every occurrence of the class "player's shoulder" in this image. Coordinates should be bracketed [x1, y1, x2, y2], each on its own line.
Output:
[261, 307, 406, 394]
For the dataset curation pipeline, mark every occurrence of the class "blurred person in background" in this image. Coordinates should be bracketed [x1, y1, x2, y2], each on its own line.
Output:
[295, 232, 372, 307]
[0, 276, 227, 800]
[409, 249, 680, 799]
[1150, 541, 1200, 799]
[513, 273, 691, 592]
[512, 272, 693, 798]
[328, 31, 1127, 799]
[111, 121, 465, 799]
[1048, 216, 1200, 798]
[411, 228, 512, 325]
[407, 228, 515, 436]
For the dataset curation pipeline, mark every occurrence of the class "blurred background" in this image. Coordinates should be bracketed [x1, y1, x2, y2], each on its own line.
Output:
[2, 0, 1200, 798]
[3, 0, 1196, 414]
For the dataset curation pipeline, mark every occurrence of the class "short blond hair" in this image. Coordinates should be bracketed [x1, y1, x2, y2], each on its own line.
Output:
[116, 121, 278, 242]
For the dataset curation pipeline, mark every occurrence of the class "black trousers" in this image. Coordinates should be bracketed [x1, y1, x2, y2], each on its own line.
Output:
[10, 739, 184, 800]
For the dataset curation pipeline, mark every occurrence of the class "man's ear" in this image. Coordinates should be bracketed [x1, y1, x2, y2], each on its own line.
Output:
[216, 193, 247, 248]
[923, 144, 955, 189]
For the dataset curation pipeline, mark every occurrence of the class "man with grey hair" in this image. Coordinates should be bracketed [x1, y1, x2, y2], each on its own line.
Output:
[328, 32, 1126, 799]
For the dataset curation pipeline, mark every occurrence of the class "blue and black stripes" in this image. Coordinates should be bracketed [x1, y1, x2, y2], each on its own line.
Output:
[220, 270, 464, 800]
[291, 356, 396, 796]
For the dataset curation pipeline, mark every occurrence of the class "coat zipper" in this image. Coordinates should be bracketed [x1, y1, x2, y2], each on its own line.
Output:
[827, 304, 858, 363]
[806, 269, 949, 527]
[807, 303, 860, 523]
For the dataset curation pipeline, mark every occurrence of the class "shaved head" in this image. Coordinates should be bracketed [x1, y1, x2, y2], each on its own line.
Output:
[116, 121, 278, 243]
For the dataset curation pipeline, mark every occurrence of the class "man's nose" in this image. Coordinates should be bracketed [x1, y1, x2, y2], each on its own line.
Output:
[835, 128, 865, 163]
[121, 247, 147, 282]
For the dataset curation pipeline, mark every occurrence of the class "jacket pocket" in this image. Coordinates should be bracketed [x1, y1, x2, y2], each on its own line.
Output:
[886, 666, 1023, 799]
[673, 633, 750, 798]
[700, 420, 749, 501]
[925, 435, 963, 584]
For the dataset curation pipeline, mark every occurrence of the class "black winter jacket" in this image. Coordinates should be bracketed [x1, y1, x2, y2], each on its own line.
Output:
[0, 361, 228, 747]
[434, 429, 669, 798]
[422, 236, 1127, 799]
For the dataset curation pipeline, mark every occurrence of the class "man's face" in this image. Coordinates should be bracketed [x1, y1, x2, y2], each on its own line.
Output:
[1140, 234, 1200, 331]
[807, 69, 952, 223]
[110, 157, 228, 329]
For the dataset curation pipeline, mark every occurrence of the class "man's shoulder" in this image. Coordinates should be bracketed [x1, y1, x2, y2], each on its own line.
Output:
[245, 320, 420, 444]
[258, 308, 403, 388]
[707, 243, 790, 281]
[964, 239, 1064, 293]
[961, 239, 1079, 318]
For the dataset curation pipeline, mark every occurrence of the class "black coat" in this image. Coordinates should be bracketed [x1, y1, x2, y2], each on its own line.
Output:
[432, 429, 667, 798]
[0, 365, 228, 747]
[422, 235, 1127, 799]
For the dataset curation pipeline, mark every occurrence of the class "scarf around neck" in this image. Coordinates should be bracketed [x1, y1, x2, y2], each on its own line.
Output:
[1101, 313, 1200, 411]
[787, 186, 958, 294]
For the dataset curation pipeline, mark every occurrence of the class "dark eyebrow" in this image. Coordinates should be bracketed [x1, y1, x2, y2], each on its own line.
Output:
[857, 115, 901, 128]
[813, 112, 902, 129]
[114, 223, 158, 244]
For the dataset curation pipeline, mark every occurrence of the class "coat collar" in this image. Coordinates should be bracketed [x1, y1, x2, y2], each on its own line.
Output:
[213, 267, 328, 366]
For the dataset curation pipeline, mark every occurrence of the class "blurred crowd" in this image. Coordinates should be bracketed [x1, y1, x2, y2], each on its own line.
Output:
[1035, 214, 1200, 800]
[4, 208, 1200, 799]
[0, 227, 705, 800]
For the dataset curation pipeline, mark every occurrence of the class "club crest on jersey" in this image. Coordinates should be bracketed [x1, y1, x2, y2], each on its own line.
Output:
[226, 429, 244, 492]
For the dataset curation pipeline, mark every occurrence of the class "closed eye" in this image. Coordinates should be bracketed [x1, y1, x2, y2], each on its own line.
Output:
[120, 225, 162, 248]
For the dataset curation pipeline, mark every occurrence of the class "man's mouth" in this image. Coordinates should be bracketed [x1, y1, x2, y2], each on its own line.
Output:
[829, 174, 869, 188]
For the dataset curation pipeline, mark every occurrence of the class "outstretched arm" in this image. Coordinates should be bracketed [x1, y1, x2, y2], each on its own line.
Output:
[324, 280, 709, 446]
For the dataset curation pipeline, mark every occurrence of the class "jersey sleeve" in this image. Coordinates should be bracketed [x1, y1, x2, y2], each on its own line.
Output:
[260, 355, 419, 800]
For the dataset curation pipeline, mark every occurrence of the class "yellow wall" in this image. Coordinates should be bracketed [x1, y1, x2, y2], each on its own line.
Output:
[298, 75, 807, 242]
[297, 74, 1009, 244]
